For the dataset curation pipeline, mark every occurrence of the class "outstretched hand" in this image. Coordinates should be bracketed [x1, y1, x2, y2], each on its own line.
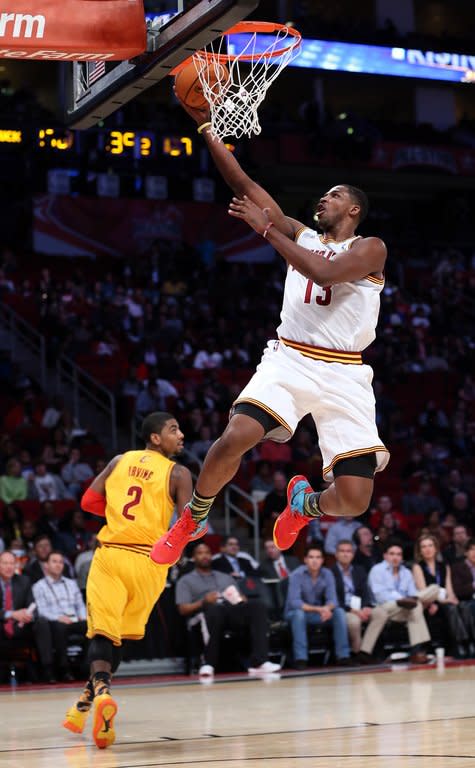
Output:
[173, 85, 210, 125]
[228, 196, 271, 236]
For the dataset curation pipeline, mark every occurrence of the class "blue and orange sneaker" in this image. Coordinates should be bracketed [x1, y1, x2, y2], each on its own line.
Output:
[273, 475, 316, 551]
[150, 505, 208, 566]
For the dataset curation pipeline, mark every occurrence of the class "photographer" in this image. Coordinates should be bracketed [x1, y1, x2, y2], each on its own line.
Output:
[175, 542, 280, 677]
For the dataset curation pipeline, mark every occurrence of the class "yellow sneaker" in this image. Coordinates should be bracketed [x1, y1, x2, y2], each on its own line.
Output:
[92, 693, 118, 749]
[62, 706, 90, 734]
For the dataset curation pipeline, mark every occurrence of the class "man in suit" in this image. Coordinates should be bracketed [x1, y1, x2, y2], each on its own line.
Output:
[213, 536, 268, 606]
[352, 526, 381, 573]
[260, 539, 300, 580]
[24, 534, 74, 584]
[260, 539, 300, 619]
[331, 539, 373, 654]
[213, 536, 260, 578]
[0, 550, 50, 681]
[451, 538, 475, 634]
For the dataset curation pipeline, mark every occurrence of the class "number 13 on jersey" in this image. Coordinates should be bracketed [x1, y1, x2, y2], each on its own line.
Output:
[304, 279, 333, 306]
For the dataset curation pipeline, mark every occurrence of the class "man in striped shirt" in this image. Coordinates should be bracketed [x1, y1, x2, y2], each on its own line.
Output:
[33, 551, 86, 682]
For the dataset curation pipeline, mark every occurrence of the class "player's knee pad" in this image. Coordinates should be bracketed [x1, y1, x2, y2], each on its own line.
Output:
[88, 635, 114, 665]
[111, 645, 123, 673]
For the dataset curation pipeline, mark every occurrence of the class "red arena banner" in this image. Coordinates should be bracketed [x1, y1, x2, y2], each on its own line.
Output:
[0, 0, 146, 61]
[33, 195, 276, 262]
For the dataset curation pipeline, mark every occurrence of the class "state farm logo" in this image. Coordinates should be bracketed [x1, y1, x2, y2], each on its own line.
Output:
[0, 12, 45, 39]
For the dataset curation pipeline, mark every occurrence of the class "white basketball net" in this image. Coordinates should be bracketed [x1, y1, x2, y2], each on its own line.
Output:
[192, 25, 301, 140]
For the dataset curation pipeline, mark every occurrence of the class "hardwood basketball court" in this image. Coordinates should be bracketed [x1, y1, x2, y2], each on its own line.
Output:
[2, 661, 474, 767]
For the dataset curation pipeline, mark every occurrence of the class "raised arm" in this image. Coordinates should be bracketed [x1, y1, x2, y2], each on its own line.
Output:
[81, 454, 122, 516]
[168, 462, 193, 517]
[229, 196, 387, 285]
[176, 95, 299, 239]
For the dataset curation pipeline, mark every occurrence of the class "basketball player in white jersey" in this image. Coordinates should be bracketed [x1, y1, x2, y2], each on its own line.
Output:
[151, 98, 389, 566]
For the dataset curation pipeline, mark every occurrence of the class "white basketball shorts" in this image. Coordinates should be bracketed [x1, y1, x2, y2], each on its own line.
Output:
[234, 340, 389, 480]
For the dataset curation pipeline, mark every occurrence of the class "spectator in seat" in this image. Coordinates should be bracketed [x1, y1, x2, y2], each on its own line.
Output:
[33, 550, 87, 682]
[324, 516, 361, 556]
[20, 519, 38, 556]
[57, 508, 93, 562]
[0, 458, 33, 504]
[332, 540, 373, 654]
[74, 534, 98, 598]
[212, 536, 269, 604]
[451, 539, 475, 631]
[284, 543, 351, 669]
[32, 462, 71, 502]
[358, 540, 438, 664]
[24, 534, 74, 584]
[212, 536, 260, 579]
[175, 542, 280, 678]
[352, 526, 381, 573]
[261, 471, 288, 536]
[61, 448, 94, 499]
[367, 494, 406, 533]
[0, 550, 51, 683]
[249, 461, 274, 495]
[260, 539, 300, 580]
[443, 524, 470, 565]
[37, 501, 63, 546]
[402, 477, 444, 520]
[448, 491, 472, 527]
[135, 382, 162, 418]
[412, 533, 470, 658]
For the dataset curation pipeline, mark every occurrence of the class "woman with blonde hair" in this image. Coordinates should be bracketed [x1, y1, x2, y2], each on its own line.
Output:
[412, 533, 470, 657]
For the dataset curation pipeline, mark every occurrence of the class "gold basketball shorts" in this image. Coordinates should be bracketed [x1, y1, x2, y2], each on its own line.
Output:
[86, 544, 168, 646]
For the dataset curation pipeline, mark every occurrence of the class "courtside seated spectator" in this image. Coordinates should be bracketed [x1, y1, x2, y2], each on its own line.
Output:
[212, 536, 260, 579]
[24, 534, 74, 584]
[175, 542, 280, 677]
[332, 540, 373, 654]
[412, 533, 471, 657]
[33, 551, 87, 682]
[0, 550, 51, 683]
[443, 525, 471, 565]
[260, 539, 300, 581]
[358, 540, 438, 664]
[285, 543, 351, 669]
[352, 526, 382, 573]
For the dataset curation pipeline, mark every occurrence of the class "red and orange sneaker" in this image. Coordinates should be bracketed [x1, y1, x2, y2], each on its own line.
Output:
[273, 475, 315, 551]
[150, 505, 208, 566]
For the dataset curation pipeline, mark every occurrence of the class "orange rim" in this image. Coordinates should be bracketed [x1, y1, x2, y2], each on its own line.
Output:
[171, 21, 301, 75]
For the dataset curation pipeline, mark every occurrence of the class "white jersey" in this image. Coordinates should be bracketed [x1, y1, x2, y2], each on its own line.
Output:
[276, 228, 384, 356]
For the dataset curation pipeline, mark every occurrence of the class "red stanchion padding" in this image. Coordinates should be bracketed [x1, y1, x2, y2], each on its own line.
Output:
[0, 0, 146, 61]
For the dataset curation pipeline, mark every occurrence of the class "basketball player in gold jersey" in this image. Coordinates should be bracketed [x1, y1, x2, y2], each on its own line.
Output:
[151, 96, 389, 567]
[63, 412, 197, 749]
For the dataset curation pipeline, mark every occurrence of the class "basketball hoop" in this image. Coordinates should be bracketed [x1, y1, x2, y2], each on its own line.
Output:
[187, 21, 301, 140]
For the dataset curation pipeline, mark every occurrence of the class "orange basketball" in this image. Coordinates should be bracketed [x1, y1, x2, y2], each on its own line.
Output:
[175, 59, 228, 109]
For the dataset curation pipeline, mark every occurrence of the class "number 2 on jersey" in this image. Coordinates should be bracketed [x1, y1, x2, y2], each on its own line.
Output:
[304, 279, 332, 306]
[122, 485, 142, 520]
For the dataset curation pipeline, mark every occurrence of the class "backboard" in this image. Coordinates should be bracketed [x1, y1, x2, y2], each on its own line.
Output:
[61, 0, 259, 130]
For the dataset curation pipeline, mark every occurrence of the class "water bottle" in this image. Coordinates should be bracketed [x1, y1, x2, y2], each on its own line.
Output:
[9, 665, 17, 688]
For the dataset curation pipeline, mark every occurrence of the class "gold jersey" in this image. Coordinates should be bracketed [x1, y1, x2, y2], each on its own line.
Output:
[98, 449, 175, 554]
